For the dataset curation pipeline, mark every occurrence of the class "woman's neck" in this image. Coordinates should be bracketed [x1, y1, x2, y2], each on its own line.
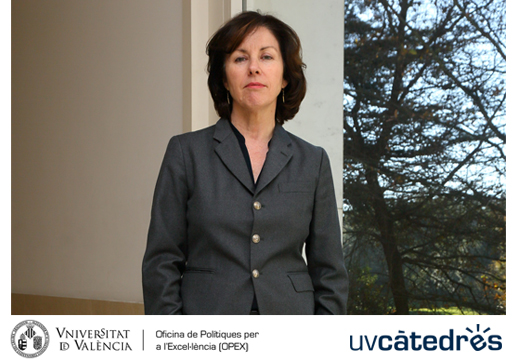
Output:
[229, 107, 276, 143]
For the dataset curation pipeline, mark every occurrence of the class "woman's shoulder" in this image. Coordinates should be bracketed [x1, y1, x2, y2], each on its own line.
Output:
[282, 127, 326, 158]
[167, 123, 217, 147]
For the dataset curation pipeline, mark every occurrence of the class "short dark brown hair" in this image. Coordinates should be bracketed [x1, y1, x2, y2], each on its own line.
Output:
[206, 11, 306, 125]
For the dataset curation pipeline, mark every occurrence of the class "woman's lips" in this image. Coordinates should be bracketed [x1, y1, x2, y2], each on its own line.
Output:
[245, 82, 266, 88]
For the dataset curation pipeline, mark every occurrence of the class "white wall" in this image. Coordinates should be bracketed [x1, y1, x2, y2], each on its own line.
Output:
[12, 0, 184, 302]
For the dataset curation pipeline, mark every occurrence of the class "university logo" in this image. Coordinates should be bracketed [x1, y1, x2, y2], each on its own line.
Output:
[11, 320, 50, 358]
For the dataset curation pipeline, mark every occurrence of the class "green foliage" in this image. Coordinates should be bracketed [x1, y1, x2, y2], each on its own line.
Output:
[411, 307, 482, 315]
[347, 266, 393, 315]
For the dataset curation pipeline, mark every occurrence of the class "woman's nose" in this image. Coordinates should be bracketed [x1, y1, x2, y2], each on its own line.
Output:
[248, 60, 260, 74]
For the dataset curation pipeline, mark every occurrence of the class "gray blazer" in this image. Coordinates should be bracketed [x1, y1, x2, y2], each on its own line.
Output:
[142, 118, 348, 314]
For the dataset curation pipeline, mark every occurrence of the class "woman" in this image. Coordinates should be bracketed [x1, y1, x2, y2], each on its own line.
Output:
[142, 11, 348, 315]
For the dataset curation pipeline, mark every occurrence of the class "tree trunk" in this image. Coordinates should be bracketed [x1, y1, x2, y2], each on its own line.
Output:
[366, 169, 409, 314]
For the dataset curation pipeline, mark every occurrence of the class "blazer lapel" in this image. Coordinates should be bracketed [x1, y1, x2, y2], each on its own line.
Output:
[255, 123, 293, 195]
[213, 119, 255, 194]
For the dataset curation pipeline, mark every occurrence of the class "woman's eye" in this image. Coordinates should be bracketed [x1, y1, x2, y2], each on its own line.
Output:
[262, 55, 273, 60]
[234, 56, 246, 63]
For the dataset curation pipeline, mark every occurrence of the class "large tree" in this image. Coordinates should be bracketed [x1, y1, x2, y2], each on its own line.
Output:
[343, 0, 505, 314]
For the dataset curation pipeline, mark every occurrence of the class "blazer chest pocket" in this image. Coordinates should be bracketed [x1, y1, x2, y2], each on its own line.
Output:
[278, 182, 315, 194]
[183, 266, 214, 274]
[287, 272, 314, 293]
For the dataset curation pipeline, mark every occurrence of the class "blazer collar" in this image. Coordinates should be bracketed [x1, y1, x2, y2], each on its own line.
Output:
[213, 118, 293, 195]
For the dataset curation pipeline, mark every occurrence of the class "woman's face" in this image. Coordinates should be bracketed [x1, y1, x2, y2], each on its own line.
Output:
[224, 26, 288, 116]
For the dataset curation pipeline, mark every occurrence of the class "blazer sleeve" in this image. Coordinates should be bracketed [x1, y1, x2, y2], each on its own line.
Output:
[142, 136, 188, 314]
[305, 148, 349, 314]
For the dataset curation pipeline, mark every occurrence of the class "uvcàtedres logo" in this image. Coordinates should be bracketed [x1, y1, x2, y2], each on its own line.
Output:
[350, 324, 502, 352]
[11, 320, 50, 358]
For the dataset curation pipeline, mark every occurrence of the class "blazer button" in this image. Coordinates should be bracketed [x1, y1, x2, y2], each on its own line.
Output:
[252, 269, 260, 278]
[252, 234, 260, 244]
[253, 201, 262, 210]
